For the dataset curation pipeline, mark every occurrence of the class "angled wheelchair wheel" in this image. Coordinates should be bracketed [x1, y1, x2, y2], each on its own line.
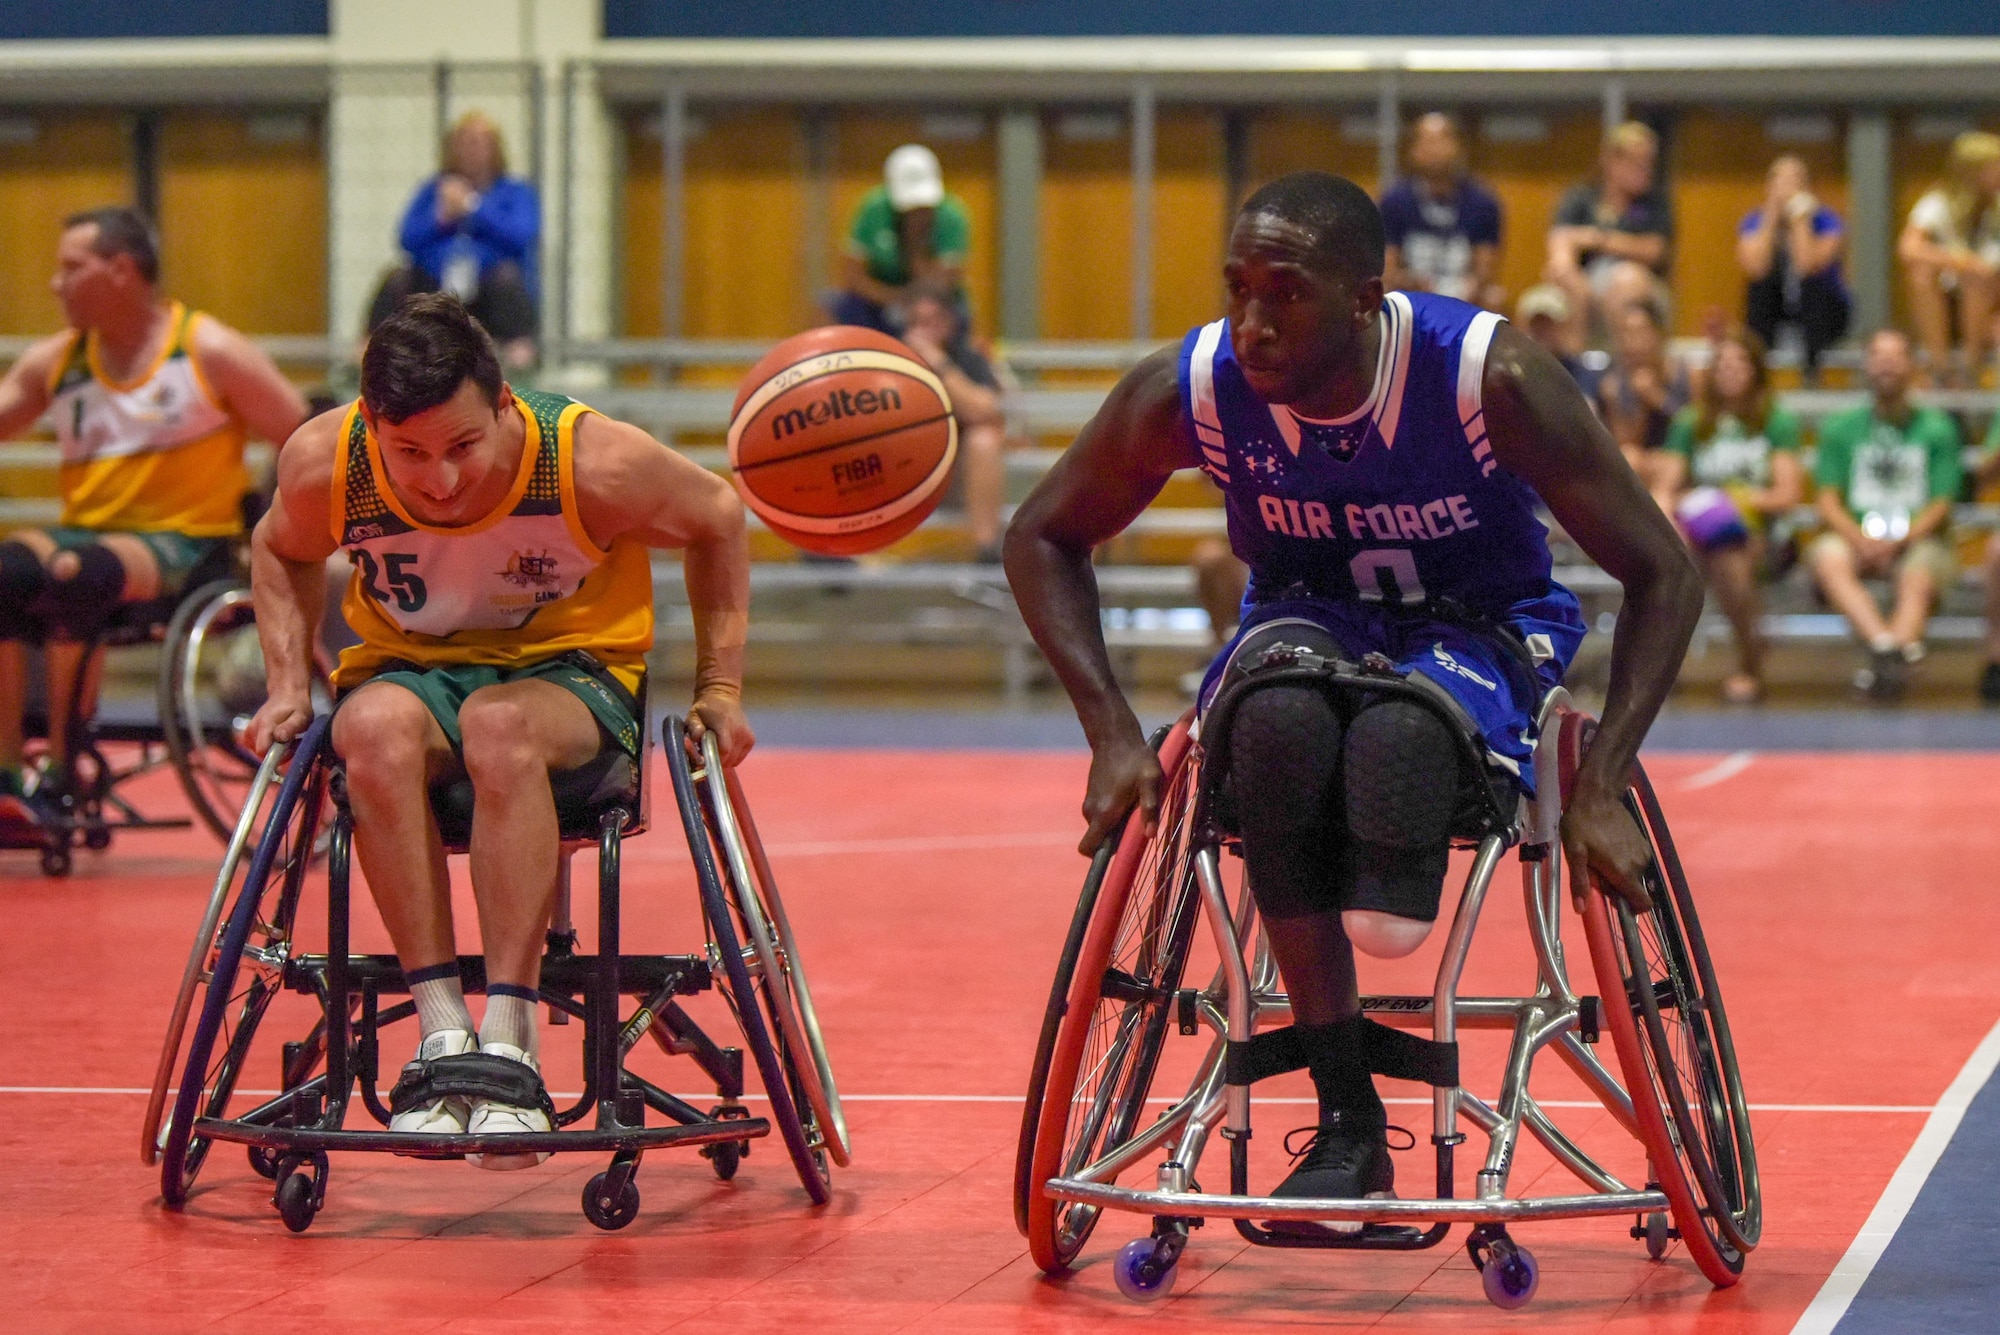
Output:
[702, 741, 850, 1167]
[160, 581, 333, 843]
[664, 717, 832, 1206]
[1020, 715, 1205, 1274]
[1557, 710, 1759, 1287]
[154, 716, 331, 1206]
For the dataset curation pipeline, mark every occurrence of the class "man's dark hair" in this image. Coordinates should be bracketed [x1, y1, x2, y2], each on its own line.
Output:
[361, 293, 502, 424]
[63, 206, 160, 284]
[1237, 172, 1385, 281]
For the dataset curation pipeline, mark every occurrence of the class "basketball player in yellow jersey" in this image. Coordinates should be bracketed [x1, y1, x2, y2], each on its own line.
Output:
[0, 207, 308, 825]
[246, 294, 751, 1165]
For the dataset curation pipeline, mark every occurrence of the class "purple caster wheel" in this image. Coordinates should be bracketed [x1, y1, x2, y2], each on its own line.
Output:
[1112, 1238, 1178, 1303]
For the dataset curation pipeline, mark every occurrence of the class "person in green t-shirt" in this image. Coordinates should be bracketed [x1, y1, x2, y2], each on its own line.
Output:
[1978, 413, 2000, 703]
[1657, 328, 1805, 704]
[1807, 328, 1964, 699]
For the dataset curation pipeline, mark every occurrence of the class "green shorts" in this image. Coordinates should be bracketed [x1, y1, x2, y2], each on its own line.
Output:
[338, 652, 644, 761]
[42, 525, 234, 599]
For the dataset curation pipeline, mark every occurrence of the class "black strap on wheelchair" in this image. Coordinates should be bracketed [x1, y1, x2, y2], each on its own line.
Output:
[1224, 1018, 1459, 1089]
[388, 1052, 557, 1120]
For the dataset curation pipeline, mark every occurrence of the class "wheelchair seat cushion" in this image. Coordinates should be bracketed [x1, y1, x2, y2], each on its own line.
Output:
[389, 1051, 556, 1124]
[429, 746, 640, 847]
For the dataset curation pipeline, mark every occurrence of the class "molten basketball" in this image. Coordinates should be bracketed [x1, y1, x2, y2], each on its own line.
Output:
[728, 326, 957, 557]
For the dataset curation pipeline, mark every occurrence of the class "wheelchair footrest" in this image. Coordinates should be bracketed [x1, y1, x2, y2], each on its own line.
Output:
[1042, 1178, 1670, 1226]
[285, 953, 712, 998]
[193, 1114, 771, 1159]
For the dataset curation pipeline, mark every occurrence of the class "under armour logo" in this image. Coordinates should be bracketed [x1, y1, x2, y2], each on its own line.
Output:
[1245, 453, 1283, 476]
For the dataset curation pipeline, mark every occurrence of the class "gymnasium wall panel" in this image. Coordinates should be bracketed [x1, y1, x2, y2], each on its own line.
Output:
[159, 111, 327, 335]
[1464, 111, 1600, 319]
[1039, 108, 1131, 340]
[0, 113, 130, 335]
[1151, 110, 1226, 339]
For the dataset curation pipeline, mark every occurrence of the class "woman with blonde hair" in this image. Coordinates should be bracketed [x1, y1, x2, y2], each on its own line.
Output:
[1658, 328, 1805, 704]
[1898, 130, 2000, 383]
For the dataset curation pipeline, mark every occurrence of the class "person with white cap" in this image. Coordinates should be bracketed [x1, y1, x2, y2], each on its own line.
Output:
[831, 144, 1011, 561]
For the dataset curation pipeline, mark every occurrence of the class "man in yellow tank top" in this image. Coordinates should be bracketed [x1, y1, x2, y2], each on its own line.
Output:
[0, 206, 307, 826]
[247, 294, 752, 1166]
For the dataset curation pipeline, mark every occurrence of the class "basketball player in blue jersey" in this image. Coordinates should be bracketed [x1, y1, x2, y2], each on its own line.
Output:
[1007, 173, 1701, 1223]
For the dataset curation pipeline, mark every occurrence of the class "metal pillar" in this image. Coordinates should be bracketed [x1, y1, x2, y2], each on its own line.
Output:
[554, 59, 575, 360]
[1376, 74, 1400, 189]
[1602, 77, 1627, 135]
[997, 106, 1041, 342]
[1131, 79, 1156, 340]
[661, 82, 686, 342]
[1847, 110, 1893, 339]
[802, 107, 834, 323]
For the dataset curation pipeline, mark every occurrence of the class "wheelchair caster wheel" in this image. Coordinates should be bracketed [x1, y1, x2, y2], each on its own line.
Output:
[1479, 1242, 1539, 1310]
[1641, 1210, 1673, 1260]
[274, 1164, 320, 1233]
[83, 826, 111, 851]
[583, 1171, 640, 1230]
[1112, 1239, 1178, 1303]
[703, 1139, 743, 1181]
[40, 847, 71, 877]
[248, 1144, 282, 1181]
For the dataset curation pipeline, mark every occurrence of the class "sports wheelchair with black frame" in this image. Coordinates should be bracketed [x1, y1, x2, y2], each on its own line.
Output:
[3, 557, 331, 877]
[142, 701, 846, 1233]
[1015, 635, 1759, 1309]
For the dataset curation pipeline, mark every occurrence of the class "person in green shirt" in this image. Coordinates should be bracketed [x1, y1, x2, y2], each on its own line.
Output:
[1657, 328, 1805, 704]
[828, 144, 1009, 560]
[1808, 328, 1964, 699]
[1978, 413, 2000, 703]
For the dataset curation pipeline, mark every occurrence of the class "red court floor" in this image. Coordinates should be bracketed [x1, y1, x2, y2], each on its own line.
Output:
[4, 748, 1997, 1333]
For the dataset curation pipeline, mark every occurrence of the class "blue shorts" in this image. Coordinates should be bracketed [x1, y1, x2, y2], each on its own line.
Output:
[1196, 590, 1586, 795]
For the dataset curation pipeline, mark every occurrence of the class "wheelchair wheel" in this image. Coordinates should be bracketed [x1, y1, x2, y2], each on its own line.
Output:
[155, 716, 331, 1206]
[1558, 710, 1759, 1287]
[704, 745, 850, 1167]
[664, 717, 832, 1206]
[1020, 715, 1204, 1274]
[160, 581, 333, 843]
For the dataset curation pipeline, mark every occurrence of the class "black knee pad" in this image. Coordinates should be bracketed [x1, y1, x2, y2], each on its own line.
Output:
[1342, 700, 1459, 922]
[0, 541, 47, 640]
[1227, 683, 1345, 920]
[39, 543, 126, 641]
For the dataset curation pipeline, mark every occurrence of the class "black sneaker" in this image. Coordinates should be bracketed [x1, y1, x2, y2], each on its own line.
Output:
[1981, 662, 2000, 707]
[1854, 647, 1908, 702]
[1264, 1110, 1396, 1236]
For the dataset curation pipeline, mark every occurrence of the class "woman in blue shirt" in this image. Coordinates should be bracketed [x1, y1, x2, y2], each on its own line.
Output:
[366, 113, 541, 368]
[1737, 156, 1849, 378]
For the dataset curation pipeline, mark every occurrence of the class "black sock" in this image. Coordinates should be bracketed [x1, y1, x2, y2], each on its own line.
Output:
[1298, 1015, 1386, 1130]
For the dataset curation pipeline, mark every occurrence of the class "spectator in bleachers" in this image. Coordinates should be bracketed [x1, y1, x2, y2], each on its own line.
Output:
[366, 112, 540, 370]
[832, 145, 980, 351]
[1737, 155, 1850, 379]
[1976, 423, 2000, 703]
[1515, 283, 1600, 399]
[1380, 113, 1505, 311]
[1596, 299, 1689, 500]
[897, 288, 1010, 562]
[1808, 329, 1964, 700]
[1898, 131, 2000, 385]
[1657, 329, 1805, 705]
[1545, 121, 1673, 347]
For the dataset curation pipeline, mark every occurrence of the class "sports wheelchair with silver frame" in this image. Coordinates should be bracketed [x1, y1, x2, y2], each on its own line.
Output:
[143, 700, 846, 1233]
[4, 564, 331, 877]
[1015, 635, 1759, 1309]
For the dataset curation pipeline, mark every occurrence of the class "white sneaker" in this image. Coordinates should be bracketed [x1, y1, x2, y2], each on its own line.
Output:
[465, 1042, 554, 1171]
[388, 1029, 479, 1135]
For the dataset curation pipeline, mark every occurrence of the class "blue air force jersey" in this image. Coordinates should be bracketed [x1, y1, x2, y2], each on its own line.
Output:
[1179, 292, 1574, 620]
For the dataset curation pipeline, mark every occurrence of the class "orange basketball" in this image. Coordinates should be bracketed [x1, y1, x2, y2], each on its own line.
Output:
[727, 326, 957, 557]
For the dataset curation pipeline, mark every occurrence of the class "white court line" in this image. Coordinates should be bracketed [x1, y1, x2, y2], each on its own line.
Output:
[1791, 1013, 2000, 1335]
[0, 1086, 1932, 1113]
[1680, 749, 1755, 790]
[761, 831, 1075, 856]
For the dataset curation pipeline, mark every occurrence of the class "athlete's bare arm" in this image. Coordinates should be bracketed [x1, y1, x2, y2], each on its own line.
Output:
[1005, 348, 1200, 853]
[1481, 322, 1704, 909]
[190, 318, 312, 447]
[244, 411, 342, 754]
[0, 335, 73, 441]
[570, 411, 754, 765]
